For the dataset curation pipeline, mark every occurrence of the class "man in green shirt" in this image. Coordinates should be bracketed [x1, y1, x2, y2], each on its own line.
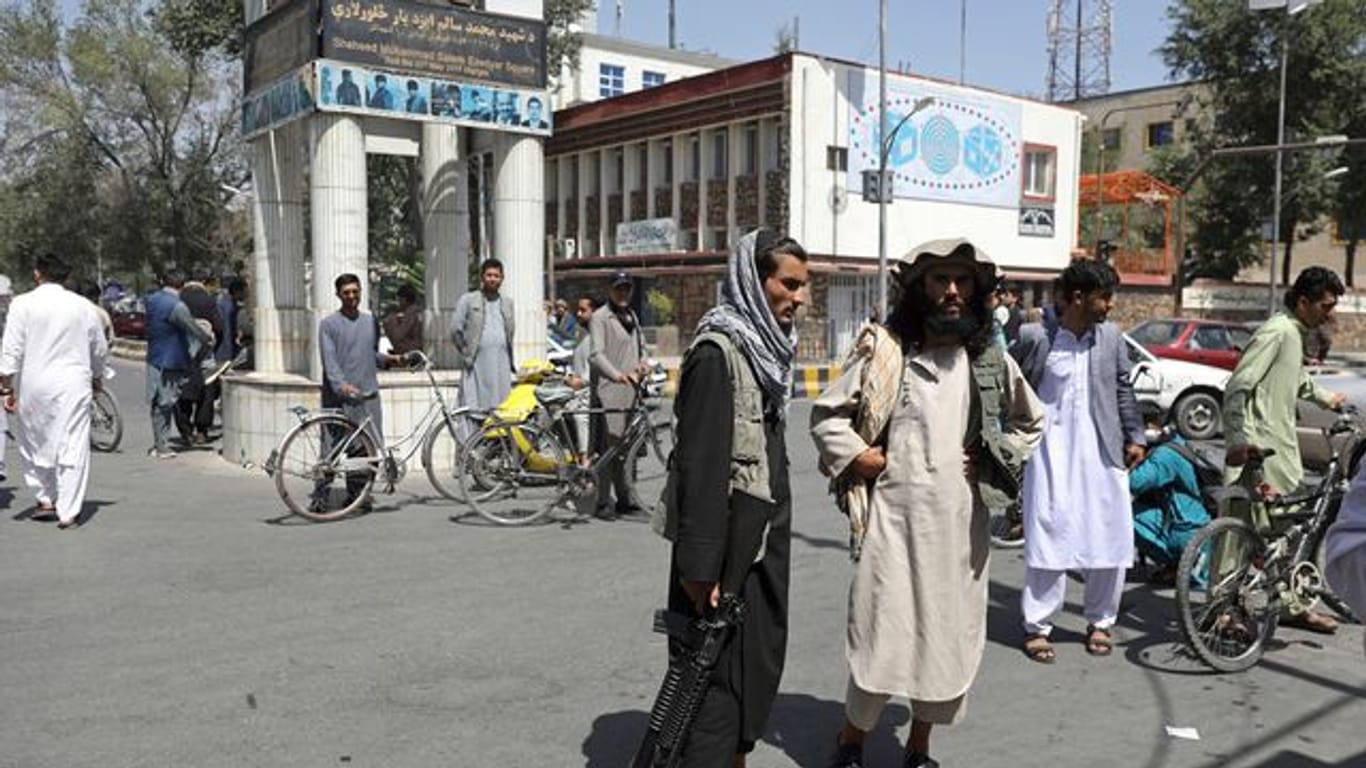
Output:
[1223, 266, 1347, 634]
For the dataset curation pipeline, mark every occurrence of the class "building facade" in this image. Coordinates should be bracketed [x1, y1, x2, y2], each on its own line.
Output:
[547, 52, 1086, 361]
[555, 33, 733, 107]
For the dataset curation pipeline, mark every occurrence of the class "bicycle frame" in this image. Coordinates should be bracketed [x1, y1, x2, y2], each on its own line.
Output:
[287, 354, 476, 476]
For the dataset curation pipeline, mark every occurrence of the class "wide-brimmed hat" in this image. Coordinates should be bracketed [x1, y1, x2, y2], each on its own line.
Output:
[892, 238, 998, 288]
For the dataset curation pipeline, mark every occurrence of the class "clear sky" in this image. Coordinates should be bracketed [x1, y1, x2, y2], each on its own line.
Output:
[594, 0, 1177, 99]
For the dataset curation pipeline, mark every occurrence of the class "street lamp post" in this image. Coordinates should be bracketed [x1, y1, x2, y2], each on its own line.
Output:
[874, 96, 936, 319]
[1253, 0, 1321, 315]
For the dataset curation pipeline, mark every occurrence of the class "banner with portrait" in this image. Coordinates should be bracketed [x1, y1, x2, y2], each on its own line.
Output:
[314, 59, 552, 137]
[846, 70, 1023, 209]
[242, 66, 317, 140]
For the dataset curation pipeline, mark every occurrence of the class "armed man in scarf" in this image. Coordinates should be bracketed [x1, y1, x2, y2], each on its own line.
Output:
[811, 239, 1044, 768]
[648, 229, 808, 767]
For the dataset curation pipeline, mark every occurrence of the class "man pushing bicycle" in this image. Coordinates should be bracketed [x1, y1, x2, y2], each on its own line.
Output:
[1222, 266, 1349, 634]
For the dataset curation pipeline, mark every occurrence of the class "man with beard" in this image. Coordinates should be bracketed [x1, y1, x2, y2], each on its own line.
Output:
[653, 229, 808, 767]
[812, 239, 1044, 768]
[589, 271, 648, 519]
[1011, 259, 1145, 663]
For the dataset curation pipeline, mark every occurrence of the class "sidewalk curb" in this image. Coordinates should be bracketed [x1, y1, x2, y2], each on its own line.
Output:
[661, 362, 841, 399]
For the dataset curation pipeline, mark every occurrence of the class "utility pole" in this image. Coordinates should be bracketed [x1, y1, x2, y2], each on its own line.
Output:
[668, 0, 676, 49]
[878, 0, 888, 317]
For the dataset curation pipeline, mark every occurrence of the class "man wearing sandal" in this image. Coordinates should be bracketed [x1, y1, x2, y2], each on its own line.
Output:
[1011, 259, 1146, 663]
[812, 239, 1044, 768]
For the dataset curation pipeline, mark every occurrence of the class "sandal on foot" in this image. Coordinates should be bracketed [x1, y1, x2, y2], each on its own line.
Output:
[1086, 624, 1114, 656]
[1023, 632, 1056, 664]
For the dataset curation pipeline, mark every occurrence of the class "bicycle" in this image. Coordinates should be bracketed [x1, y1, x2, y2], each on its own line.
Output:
[263, 351, 480, 522]
[90, 381, 122, 452]
[458, 373, 673, 526]
[1175, 407, 1364, 672]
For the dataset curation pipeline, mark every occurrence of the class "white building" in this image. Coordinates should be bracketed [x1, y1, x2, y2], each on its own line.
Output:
[555, 32, 733, 107]
[546, 52, 1086, 359]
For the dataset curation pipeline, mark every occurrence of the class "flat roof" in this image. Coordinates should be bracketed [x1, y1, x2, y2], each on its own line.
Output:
[579, 32, 736, 69]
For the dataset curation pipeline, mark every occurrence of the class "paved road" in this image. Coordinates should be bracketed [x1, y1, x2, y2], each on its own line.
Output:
[2, 359, 1364, 768]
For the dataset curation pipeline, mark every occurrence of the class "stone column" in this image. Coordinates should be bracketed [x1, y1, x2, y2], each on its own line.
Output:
[248, 121, 309, 375]
[309, 113, 368, 381]
[420, 123, 468, 368]
[492, 133, 546, 364]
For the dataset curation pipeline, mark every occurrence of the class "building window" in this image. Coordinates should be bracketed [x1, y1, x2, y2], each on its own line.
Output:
[1022, 144, 1056, 200]
[642, 70, 666, 89]
[826, 145, 848, 172]
[765, 120, 781, 171]
[742, 123, 759, 176]
[687, 133, 700, 181]
[636, 143, 648, 190]
[1146, 121, 1174, 148]
[710, 228, 729, 250]
[1100, 127, 1120, 151]
[599, 63, 625, 98]
[710, 129, 728, 179]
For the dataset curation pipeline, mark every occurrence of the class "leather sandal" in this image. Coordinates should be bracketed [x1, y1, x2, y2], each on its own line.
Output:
[1085, 624, 1114, 656]
[1023, 632, 1056, 664]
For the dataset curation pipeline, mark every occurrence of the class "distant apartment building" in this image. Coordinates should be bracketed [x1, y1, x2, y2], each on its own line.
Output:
[554, 33, 733, 107]
[1066, 82, 1360, 288]
[546, 52, 1086, 360]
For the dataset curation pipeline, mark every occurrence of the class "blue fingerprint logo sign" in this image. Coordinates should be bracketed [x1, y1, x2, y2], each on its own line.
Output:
[920, 116, 960, 176]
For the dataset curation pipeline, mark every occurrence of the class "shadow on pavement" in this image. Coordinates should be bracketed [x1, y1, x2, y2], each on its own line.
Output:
[1237, 747, 1366, 768]
[581, 709, 648, 767]
[790, 529, 849, 553]
[763, 692, 910, 768]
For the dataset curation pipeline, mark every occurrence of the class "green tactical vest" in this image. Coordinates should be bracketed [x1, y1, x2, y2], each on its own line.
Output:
[968, 343, 1025, 510]
[652, 332, 772, 549]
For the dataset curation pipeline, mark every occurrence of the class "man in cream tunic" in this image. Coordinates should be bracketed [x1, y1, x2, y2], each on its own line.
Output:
[0, 252, 108, 529]
[812, 240, 1043, 768]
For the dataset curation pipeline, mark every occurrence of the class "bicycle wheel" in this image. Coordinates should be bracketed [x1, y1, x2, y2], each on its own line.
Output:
[421, 412, 482, 502]
[273, 414, 379, 522]
[90, 389, 123, 452]
[1176, 517, 1278, 672]
[626, 416, 674, 489]
[459, 421, 575, 526]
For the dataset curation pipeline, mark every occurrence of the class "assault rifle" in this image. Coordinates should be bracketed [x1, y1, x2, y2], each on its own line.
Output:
[632, 495, 770, 768]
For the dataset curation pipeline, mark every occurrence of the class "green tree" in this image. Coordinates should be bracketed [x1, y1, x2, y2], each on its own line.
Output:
[545, 0, 596, 86]
[1160, 0, 1366, 282]
[0, 0, 244, 281]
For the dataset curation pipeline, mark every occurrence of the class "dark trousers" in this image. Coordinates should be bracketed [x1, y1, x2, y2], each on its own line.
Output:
[175, 377, 215, 439]
[670, 635, 753, 766]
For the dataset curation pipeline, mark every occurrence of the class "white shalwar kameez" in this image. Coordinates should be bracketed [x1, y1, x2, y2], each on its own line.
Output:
[0, 284, 108, 525]
[1021, 329, 1133, 635]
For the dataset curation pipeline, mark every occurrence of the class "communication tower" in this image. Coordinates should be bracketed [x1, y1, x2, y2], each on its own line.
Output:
[1045, 0, 1113, 102]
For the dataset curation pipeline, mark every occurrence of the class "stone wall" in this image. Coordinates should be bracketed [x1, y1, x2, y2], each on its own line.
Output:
[735, 175, 759, 230]
[629, 189, 647, 221]
[1110, 285, 1178, 332]
[764, 170, 787, 233]
[653, 186, 672, 219]
[564, 198, 579, 238]
[706, 179, 728, 228]
[795, 274, 831, 361]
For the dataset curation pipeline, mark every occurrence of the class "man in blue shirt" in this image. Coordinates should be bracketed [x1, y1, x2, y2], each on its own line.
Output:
[145, 269, 212, 458]
[1130, 419, 1212, 584]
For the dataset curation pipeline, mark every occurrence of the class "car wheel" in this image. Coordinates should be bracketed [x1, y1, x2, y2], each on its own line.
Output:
[1174, 391, 1221, 441]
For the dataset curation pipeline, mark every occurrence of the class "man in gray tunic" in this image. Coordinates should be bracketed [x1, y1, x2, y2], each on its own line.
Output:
[589, 271, 647, 519]
[812, 240, 1044, 768]
[319, 273, 405, 509]
[451, 259, 515, 431]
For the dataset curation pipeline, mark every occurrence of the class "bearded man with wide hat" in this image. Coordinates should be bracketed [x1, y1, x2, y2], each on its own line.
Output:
[812, 238, 1044, 768]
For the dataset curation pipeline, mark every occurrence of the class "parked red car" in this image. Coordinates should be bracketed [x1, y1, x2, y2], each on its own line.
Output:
[1128, 318, 1252, 371]
[111, 310, 147, 340]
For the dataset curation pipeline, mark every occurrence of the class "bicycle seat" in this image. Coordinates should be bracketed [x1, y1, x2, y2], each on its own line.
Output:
[534, 383, 576, 406]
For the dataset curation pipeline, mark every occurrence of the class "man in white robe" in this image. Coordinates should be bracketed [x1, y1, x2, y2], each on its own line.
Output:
[812, 240, 1044, 768]
[0, 252, 109, 529]
[1010, 259, 1146, 662]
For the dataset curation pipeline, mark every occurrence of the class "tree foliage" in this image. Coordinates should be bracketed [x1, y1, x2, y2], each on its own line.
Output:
[1160, 0, 1366, 281]
[0, 0, 246, 284]
[545, 0, 595, 85]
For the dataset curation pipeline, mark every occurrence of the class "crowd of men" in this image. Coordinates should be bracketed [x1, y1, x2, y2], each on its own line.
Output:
[4, 235, 1366, 767]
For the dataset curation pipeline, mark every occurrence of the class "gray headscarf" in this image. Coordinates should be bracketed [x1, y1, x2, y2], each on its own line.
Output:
[693, 230, 797, 419]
